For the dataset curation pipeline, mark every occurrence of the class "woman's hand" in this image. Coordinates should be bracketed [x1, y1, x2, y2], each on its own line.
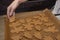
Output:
[7, 0, 27, 18]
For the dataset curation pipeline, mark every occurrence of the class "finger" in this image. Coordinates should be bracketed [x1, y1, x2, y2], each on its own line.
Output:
[12, 12, 15, 18]
[7, 7, 11, 19]
[13, 12, 15, 16]
[9, 8, 15, 17]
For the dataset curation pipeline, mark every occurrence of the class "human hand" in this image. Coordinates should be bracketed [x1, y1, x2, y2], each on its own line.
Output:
[7, 0, 27, 18]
